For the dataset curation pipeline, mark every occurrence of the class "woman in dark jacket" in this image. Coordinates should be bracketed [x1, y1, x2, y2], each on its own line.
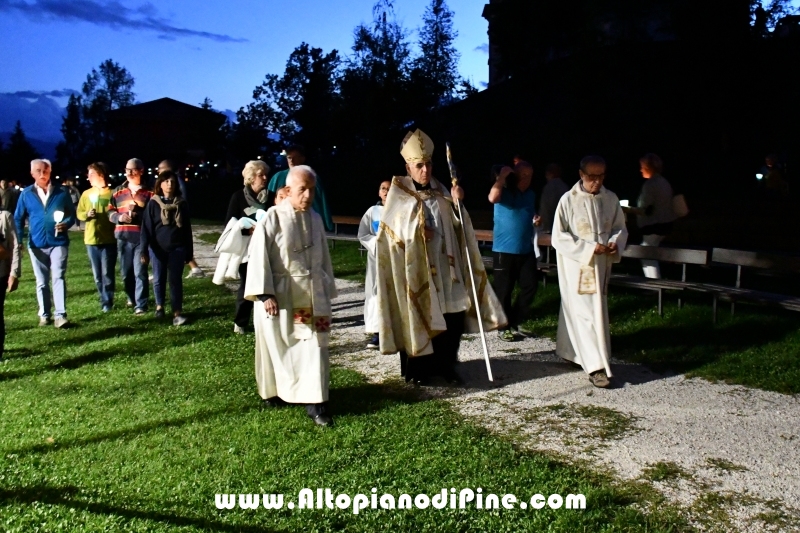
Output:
[140, 171, 193, 326]
[225, 160, 269, 334]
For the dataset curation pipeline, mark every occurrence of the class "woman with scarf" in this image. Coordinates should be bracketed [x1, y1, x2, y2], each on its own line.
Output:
[224, 160, 269, 334]
[140, 170, 193, 326]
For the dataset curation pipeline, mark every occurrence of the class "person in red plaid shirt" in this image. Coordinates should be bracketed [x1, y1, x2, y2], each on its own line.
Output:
[109, 158, 153, 314]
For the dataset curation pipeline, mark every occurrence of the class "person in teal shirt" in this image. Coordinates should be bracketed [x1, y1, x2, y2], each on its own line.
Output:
[267, 144, 334, 232]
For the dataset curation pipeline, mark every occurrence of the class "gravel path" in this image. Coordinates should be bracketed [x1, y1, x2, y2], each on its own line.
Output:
[193, 226, 800, 531]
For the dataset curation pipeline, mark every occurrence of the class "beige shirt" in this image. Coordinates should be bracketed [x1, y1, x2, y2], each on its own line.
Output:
[0, 211, 21, 279]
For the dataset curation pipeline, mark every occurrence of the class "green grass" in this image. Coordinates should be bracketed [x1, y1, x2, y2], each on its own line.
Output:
[520, 281, 800, 394]
[328, 241, 368, 283]
[197, 231, 222, 245]
[0, 238, 690, 531]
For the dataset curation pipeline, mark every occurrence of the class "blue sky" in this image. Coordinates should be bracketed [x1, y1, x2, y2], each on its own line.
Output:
[0, 0, 490, 114]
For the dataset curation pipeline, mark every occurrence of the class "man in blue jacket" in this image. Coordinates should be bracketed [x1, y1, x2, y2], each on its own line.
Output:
[14, 159, 76, 328]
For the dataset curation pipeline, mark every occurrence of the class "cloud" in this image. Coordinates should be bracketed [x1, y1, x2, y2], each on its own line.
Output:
[0, 0, 247, 43]
[474, 43, 489, 54]
[7, 89, 79, 99]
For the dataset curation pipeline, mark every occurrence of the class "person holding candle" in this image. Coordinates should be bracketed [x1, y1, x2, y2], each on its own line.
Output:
[140, 170, 193, 326]
[109, 158, 153, 315]
[77, 162, 118, 312]
[13, 159, 76, 328]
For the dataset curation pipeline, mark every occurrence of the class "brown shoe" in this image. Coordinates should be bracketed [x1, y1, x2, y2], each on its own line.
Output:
[589, 371, 610, 388]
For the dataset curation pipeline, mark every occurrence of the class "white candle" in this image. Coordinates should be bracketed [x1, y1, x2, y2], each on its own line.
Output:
[54, 210, 65, 236]
[619, 200, 630, 207]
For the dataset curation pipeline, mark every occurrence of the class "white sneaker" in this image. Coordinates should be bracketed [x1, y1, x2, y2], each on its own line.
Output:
[54, 317, 70, 329]
[233, 324, 245, 334]
[186, 268, 206, 279]
[173, 315, 188, 326]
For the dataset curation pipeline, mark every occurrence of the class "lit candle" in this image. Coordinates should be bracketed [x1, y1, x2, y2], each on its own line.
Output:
[54, 210, 65, 236]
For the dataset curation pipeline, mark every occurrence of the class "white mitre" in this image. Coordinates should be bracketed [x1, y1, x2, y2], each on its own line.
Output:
[400, 129, 434, 163]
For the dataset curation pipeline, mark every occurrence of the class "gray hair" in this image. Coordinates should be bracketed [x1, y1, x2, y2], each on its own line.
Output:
[127, 158, 144, 170]
[286, 165, 317, 187]
[242, 160, 270, 186]
[579, 155, 606, 173]
[31, 158, 52, 169]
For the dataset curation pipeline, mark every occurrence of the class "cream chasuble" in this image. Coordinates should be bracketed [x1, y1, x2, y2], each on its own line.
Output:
[358, 204, 383, 333]
[375, 176, 507, 357]
[244, 201, 337, 403]
[552, 182, 628, 376]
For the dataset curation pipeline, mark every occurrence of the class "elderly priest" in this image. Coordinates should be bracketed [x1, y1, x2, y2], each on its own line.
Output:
[552, 155, 628, 388]
[375, 129, 506, 385]
[245, 165, 337, 426]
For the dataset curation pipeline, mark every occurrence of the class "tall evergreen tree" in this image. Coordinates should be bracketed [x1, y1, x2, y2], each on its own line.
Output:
[56, 59, 135, 169]
[411, 0, 461, 110]
[6, 121, 41, 181]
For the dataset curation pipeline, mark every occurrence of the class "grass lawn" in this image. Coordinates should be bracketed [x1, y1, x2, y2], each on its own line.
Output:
[0, 239, 687, 532]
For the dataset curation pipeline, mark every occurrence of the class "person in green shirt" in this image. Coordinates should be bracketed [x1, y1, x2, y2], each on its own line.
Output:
[77, 162, 117, 312]
[266, 144, 334, 232]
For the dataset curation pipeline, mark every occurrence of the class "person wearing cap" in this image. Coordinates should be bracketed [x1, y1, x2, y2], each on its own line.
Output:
[375, 130, 507, 386]
[265, 145, 334, 232]
[157, 160, 205, 278]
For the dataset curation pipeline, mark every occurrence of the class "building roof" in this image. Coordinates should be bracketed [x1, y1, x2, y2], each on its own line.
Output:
[108, 97, 226, 125]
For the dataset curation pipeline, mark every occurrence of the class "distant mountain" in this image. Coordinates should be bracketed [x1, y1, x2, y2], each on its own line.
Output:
[0, 131, 58, 160]
[0, 91, 68, 144]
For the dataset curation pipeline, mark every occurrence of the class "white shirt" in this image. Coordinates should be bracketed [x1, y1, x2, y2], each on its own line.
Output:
[36, 183, 50, 206]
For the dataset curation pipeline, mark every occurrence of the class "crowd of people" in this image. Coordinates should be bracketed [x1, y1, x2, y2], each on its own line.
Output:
[0, 157, 207, 362]
[1, 132, 685, 428]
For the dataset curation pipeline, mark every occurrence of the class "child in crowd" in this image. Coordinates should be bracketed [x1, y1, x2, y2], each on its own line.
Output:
[140, 171, 193, 326]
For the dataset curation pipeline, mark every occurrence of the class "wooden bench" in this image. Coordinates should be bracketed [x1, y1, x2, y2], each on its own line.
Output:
[689, 248, 800, 322]
[327, 215, 364, 252]
[609, 246, 709, 316]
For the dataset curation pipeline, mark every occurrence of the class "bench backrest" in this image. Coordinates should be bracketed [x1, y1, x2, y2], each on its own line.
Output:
[712, 248, 800, 273]
[332, 215, 362, 226]
[623, 245, 708, 265]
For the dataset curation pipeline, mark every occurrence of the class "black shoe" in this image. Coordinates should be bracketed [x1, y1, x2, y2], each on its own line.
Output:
[410, 376, 432, 386]
[443, 371, 464, 386]
[262, 397, 287, 408]
[155, 308, 165, 319]
[311, 414, 334, 427]
[366, 334, 379, 349]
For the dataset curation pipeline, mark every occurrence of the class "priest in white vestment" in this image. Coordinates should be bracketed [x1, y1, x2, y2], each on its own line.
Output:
[357, 180, 390, 349]
[375, 130, 507, 385]
[552, 155, 628, 388]
[245, 165, 337, 426]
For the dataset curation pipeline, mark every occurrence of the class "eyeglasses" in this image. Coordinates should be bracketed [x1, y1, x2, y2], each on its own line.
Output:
[582, 173, 606, 181]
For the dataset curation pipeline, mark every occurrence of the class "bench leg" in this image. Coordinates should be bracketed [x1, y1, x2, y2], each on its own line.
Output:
[730, 302, 735, 316]
[678, 296, 682, 310]
[658, 289, 663, 316]
[712, 295, 718, 324]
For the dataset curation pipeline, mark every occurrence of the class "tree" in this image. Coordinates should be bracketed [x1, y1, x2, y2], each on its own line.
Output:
[6, 121, 41, 181]
[200, 97, 213, 110]
[411, 0, 462, 111]
[234, 43, 341, 161]
[56, 59, 135, 170]
[751, 0, 798, 31]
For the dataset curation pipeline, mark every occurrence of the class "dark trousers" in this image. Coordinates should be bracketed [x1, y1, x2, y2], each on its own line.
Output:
[0, 275, 7, 357]
[235, 262, 253, 328]
[492, 251, 538, 329]
[119, 239, 149, 310]
[86, 243, 117, 308]
[151, 246, 185, 313]
[400, 311, 466, 380]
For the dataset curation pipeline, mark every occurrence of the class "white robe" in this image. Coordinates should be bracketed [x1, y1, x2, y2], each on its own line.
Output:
[244, 201, 337, 403]
[357, 204, 383, 333]
[552, 182, 628, 376]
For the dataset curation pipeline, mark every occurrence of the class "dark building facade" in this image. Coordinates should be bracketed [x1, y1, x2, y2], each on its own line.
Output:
[106, 97, 226, 169]
[481, 0, 752, 86]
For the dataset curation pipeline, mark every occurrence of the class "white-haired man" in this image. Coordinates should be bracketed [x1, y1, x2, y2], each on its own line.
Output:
[375, 130, 507, 386]
[552, 155, 628, 388]
[14, 159, 76, 328]
[245, 165, 337, 427]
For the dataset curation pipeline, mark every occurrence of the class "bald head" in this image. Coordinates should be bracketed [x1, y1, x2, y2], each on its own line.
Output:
[285, 165, 317, 211]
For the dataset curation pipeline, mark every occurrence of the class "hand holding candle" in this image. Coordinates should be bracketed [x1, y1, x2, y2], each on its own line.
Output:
[54, 210, 65, 236]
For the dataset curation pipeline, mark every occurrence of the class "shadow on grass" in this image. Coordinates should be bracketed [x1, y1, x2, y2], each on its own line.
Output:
[5, 404, 258, 456]
[0, 485, 277, 533]
[0, 348, 121, 383]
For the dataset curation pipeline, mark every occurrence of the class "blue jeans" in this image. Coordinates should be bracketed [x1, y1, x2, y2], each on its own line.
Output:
[87, 243, 117, 308]
[151, 246, 185, 313]
[29, 245, 69, 319]
[118, 239, 149, 310]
